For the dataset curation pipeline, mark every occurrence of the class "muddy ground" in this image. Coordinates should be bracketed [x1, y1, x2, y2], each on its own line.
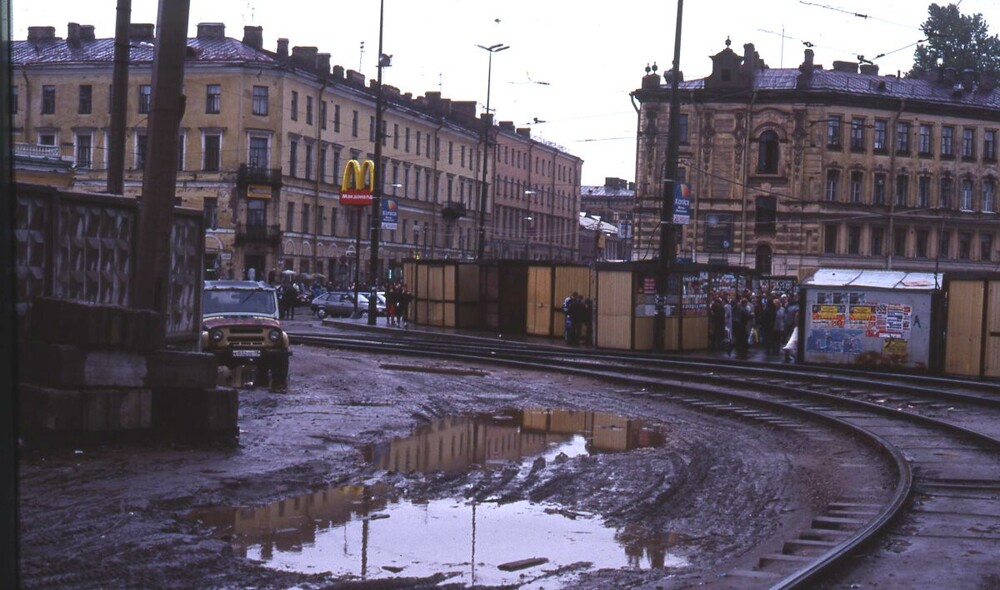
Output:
[17, 321, 876, 589]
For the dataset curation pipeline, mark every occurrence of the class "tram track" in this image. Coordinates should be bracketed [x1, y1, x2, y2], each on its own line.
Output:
[288, 329, 1000, 589]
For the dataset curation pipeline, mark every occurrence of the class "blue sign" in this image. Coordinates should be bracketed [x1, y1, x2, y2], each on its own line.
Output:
[673, 183, 691, 225]
[381, 198, 398, 230]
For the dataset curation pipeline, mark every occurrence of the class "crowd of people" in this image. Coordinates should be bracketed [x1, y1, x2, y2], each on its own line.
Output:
[709, 291, 800, 361]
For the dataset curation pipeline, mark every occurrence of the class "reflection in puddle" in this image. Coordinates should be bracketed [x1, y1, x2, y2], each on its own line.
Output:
[364, 408, 665, 474]
[191, 409, 685, 586]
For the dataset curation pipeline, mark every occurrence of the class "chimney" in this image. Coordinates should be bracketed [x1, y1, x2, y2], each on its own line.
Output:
[67, 22, 81, 47]
[332, 65, 346, 80]
[316, 53, 331, 75]
[80, 25, 95, 41]
[741, 43, 758, 73]
[859, 64, 879, 76]
[516, 127, 531, 138]
[27, 26, 57, 42]
[128, 23, 155, 41]
[499, 121, 516, 132]
[832, 60, 858, 74]
[242, 25, 263, 51]
[196, 23, 225, 41]
[961, 68, 976, 91]
[291, 46, 318, 69]
[346, 69, 365, 86]
[276, 38, 289, 57]
[797, 48, 815, 88]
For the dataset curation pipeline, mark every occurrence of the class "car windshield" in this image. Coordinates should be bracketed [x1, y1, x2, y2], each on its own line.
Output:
[203, 289, 278, 317]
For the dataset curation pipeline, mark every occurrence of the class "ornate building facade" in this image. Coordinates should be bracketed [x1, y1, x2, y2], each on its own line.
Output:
[632, 40, 999, 278]
[12, 22, 583, 284]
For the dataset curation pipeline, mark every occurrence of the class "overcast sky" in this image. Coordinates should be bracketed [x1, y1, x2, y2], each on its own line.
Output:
[12, 0, 1000, 186]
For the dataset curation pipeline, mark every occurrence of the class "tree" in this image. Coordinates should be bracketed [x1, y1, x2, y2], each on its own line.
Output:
[910, 3, 1000, 78]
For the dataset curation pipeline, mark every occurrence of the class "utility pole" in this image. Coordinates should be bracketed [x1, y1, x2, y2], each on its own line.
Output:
[654, 0, 684, 351]
[106, 0, 131, 194]
[476, 43, 509, 259]
[367, 0, 387, 324]
[132, 0, 190, 316]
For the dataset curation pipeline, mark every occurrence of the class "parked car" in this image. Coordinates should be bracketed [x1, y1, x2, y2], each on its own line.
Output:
[312, 290, 385, 318]
[201, 280, 290, 388]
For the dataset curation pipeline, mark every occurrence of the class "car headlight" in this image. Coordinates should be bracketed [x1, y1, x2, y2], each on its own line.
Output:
[210, 329, 224, 343]
[268, 329, 282, 342]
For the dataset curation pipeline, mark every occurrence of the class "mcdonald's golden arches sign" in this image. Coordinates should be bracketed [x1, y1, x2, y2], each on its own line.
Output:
[339, 159, 375, 206]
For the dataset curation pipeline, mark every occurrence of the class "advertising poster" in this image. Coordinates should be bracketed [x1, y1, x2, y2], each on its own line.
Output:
[381, 198, 398, 230]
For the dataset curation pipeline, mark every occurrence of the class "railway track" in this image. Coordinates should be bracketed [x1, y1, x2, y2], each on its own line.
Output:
[288, 327, 1000, 589]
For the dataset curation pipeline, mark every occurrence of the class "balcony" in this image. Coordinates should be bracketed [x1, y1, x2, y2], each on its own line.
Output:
[441, 200, 467, 220]
[236, 164, 283, 188]
[234, 223, 282, 245]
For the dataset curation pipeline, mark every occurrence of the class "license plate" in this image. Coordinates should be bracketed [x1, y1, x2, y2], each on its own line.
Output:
[232, 349, 261, 358]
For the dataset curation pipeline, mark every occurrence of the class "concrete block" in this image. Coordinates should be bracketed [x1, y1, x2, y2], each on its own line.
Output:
[18, 384, 153, 443]
[152, 387, 239, 439]
[19, 342, 148, 388]
[145, 350, 218, 389]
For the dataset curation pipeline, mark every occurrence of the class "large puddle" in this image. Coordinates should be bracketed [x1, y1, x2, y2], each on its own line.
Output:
[191, 409, 689, 586]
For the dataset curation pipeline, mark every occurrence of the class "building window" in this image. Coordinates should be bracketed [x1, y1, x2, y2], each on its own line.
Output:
[138, 84, 151, 114]
[941, 126, 954, 157]
[757, 130, 779, 174]
[918, 176, 931, 208]
[679, 113, 689, 144]
[873, 119, 887, 152]
[206, 84, 221, 114]
[177, 132, 185, 171]
[204, 197, 218, 230]
[135, 130, 147, 169]
[981, 233, 994, 262]
[252, 86, 268, 116]
[826, 115, 842, 149]
[319, 101, 327, 130]
[291, 90, 299, 121]
[873, 173, 886, 205]
[939, 177, 953, 209]
[919, 124, 932, 155]
[960, 179, 974, 210]
[393, 123, 400, 150]
[301, 203, 310, 235]
[289, 140, 298, 177]
[871, 226, 884, 256]
[985, 130, 997, 161]
[896, 122, 910, 153]
[940, 230, 951, 259]
[754, 197, 778, 236]
[75, 132, 92, 168]
[984, 180, 996, 213]
[78, 84, 92, 114]
[330, 208, 338, 236]
[319, 146, 327, 183]
[203, 133, 221, 171]
[850, 171, 863, 203]
[962, 128, 975, 159]
[249, 136, 269, 171]
[306, 95, 313, 125]
[416, 131, 422, 156]
[247, 198, 266, 228]
[333, 149, 342, 186]
[895, 174, 908, 207]
[448, 141, 454, 165]
[42, 85, 55, 114]
[285, 202, 295, 233]
[824, 223, 838, 254]
[893, 229, 907, 258]
[847, 226, 861, 254]
[304, 144, 313, 180]
[825, 169, 840, 201]
[11, 85, 17, 114]
[916, 230, 929, 258]
[958, 232, 971, 259]
[850, 117, 865, 150]
[333, 104, 341, 132]
[351, 110, 359, 137]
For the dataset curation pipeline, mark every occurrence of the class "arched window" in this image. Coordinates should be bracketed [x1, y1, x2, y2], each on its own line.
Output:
[758, 130, 779, 174]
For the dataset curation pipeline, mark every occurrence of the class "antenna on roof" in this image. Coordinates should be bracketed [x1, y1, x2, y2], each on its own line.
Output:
[359, 41, 365, 72]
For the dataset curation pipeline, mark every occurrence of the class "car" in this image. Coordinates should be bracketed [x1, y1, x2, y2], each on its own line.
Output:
[313, 290, 386, 318]
[201, 280, 291, 388]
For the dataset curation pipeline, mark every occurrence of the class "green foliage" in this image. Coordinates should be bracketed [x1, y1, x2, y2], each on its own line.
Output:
[910, 3, 1000, 78]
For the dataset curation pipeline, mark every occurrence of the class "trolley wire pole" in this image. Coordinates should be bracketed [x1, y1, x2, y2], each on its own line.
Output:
[367, 0, 387, 325]
[655, 0, 685, 351]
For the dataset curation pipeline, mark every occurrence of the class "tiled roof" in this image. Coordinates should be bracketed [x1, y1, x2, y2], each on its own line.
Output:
[581, 185, 634, 198]
[12, 37, 276, 66]
[677, 67, 1000, 109]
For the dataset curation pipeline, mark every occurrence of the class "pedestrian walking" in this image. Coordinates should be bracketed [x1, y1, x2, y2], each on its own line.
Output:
[385, 284, 398, 326]
[579, 297, 594, 346]
[396, 284, 413, 327]
[561, 291, 578, 343]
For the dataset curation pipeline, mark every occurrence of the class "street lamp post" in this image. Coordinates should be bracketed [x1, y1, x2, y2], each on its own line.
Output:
[476, 43, 509, 260]
[367, 0, 389, 325]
